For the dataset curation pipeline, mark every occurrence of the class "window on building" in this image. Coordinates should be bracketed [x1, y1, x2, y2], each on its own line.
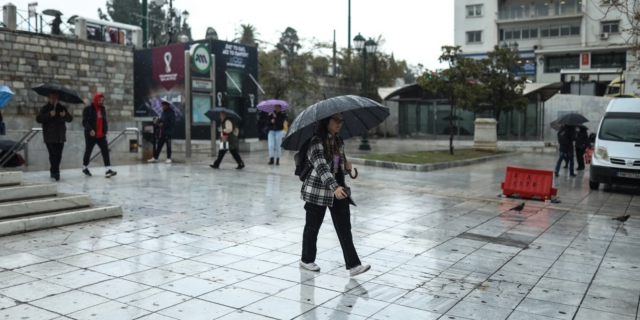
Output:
[467, 4, 483, 17]
[530, 27, 539, 38]
[561, 25, 571, 36]
[467, 31, 482, 43]
[602, 21, 620, 33]
[522, 29, 530, 39]
[571, 25, 581, 35]
[541, 27, 550, 37]
[550, 26, 560, 37]
[591, 52, 626, 69]
[512, 29, 521, 39]
[601, 0, 619, 4]
[540, 25, 579, 37]
[505, 30, 513, 40]
[545, 55, 580, 73]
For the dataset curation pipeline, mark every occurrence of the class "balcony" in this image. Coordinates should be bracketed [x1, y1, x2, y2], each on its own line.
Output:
[498, 3, 583, 23]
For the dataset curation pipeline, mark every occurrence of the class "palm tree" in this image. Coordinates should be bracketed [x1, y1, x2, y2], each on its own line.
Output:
[233, 24, 261, 46]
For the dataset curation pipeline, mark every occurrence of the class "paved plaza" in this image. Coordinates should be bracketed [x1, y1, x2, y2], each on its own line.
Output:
[0, 148, 638, 320]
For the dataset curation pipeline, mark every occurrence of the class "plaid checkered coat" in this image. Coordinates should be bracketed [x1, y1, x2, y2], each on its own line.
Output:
[300, 134, 352, 207]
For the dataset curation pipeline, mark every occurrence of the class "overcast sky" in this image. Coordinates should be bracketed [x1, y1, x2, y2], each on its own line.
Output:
[12, 0, 453, 70]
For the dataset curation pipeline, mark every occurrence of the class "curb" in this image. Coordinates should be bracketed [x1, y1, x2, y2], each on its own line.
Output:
[350, 152, 519, 172]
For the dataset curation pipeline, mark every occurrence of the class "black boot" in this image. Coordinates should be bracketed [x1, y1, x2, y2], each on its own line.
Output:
[268, 158, 274, 165]
[236, 162, 245, 170]
[276, 158, 280, 166]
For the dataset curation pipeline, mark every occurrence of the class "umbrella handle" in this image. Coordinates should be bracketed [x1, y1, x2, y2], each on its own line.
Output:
[348, 168, 358, 179]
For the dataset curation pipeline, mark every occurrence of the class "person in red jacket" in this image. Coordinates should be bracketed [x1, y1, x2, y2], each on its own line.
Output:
[82, 93, 117, 178]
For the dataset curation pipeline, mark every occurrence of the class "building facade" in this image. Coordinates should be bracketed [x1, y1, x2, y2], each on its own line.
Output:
[454, 0, 636, 95]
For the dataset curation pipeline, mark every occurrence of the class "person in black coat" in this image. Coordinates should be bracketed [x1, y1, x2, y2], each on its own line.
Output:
[555, 125, 576, 177]
[35, 92, 73, 181]
[267, 105, 287, 165]
[575, 126, 591, 171]
[148, 100, 176, 163]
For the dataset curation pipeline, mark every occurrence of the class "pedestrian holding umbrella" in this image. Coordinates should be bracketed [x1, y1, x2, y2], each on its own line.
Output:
[258, 100, 289, 165]
[34, 87, 74, 181]
[286, 95, 389, 278]
[205, 107, 242, 122]
[207, 108, 244, 170]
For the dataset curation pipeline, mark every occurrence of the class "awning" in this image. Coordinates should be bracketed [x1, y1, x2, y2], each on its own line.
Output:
[522, 82, 563, 102]
[378, 84, 420, 101]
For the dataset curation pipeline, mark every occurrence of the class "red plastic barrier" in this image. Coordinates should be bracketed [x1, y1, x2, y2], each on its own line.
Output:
[501, 166, 557, 200]
[585, 147, 594, 165]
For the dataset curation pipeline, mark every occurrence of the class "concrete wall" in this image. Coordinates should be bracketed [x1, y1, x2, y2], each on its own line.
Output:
[542, 94, 612, 141]
[0, 28, 136, 132]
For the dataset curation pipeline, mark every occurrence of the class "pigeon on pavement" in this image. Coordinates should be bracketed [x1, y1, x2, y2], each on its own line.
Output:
[612, 215, 630, 223]
[509, 203, 525, 213]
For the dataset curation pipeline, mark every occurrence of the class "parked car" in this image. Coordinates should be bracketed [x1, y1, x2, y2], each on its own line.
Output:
[589, 98, 640, 190]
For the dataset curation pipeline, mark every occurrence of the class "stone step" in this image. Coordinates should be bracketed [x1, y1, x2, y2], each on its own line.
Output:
[0, 171, 22, 187]
[0, 194, 93, 219]
[0, 183, 57, 202]
[0, 205, 123, 236]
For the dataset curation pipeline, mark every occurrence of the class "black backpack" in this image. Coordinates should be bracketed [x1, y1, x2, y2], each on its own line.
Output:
[294, 139, 313, 182]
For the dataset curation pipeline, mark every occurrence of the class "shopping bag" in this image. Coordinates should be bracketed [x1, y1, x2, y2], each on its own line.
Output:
[220, 135, 229, 150]
[585, 147, 594, 165]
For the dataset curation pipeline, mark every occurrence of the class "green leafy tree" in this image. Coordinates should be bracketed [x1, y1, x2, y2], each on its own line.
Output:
[335, 37, 406, 102]
[234, 24, 261, 46]
[101, 0, 141, 25]
[478, 45, 529, 124]
[418, 46, 484, 155]
[276, 27, 301, 56]
[258, 49, 317, 101]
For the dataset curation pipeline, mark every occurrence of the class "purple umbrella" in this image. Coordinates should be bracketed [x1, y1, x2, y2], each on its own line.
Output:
[256, 100, 291, 113]
[150, 98, 182, 121]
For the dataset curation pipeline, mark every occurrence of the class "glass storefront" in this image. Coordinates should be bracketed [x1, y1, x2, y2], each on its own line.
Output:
[398, 100, 539, 139]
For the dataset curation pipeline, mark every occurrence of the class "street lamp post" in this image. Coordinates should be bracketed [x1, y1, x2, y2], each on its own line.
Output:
[149, 0, 190, 45]
[353, 33, 377, 151]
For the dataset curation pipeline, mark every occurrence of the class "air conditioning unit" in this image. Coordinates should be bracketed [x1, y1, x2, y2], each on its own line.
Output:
[601, 33, 610, 40]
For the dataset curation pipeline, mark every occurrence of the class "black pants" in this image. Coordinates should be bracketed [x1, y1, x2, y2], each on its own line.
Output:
[576, 148, 586, 169]
[302, 196, 361, 269]
[213, 149, 243, 166]
[154, 134, 172, 159]
[83, 136, 110, 167]
[45, 143, 64, 175]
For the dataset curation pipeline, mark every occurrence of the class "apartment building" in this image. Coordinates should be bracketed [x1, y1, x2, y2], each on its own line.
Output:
[454, 0, 635, 96]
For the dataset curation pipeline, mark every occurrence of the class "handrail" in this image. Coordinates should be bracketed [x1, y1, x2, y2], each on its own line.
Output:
[89, 128, 139, 163]
[0, 128, 42, 168]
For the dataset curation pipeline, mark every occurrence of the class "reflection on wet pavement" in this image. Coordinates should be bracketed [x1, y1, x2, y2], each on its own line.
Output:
[0, 153, 637, 319]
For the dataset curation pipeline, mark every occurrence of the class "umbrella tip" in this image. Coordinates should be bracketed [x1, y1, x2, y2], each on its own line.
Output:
[323, 93, 327, 100]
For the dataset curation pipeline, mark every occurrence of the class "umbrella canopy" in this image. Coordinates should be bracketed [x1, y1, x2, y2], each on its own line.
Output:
[256, 100, 291, 112]
[150, 98, 182, 121]
[551, 120, 587, 131]
[205, 107, 242, 122]
[67, 15, 78, 25]
[554, 113, 589, 126]
[0, 86, 14, 110]
[31, 83, 84, 104]
[42, 9, 63, 16]
[281, 95, 390, 151]
[0, 140, 23, 152]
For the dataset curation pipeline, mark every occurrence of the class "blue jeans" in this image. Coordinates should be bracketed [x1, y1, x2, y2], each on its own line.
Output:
[268, 130, 284, 159]
[555, 151, 574, 173]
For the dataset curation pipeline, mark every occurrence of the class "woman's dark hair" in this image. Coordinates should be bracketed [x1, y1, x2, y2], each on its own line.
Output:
[316, 116, 342, 162]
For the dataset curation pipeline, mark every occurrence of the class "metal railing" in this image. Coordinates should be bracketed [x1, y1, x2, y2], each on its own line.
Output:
[0, 128, 42, 168]
[14, 10, 75, 37]
[89, 128, 139, 163]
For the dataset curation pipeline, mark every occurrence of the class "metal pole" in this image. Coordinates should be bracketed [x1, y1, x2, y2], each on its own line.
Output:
[167, 0, 173, 45]
[359, 49, 371, 150]
[210, 53, 217, 158]
[185, 50, 192, 164]
[348, 0, 351, 50]
[142, 0, 148, 47]
[333, 30, 337, 76]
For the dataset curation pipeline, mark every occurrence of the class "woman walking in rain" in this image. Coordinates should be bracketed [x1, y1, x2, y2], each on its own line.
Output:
[267, 104, 287, 165]
[299, 113, 370, 277]
[210, 111, 244, 169]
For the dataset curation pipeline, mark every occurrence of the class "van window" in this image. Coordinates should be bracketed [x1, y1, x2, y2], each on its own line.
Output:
[607, 86, 621, 95]
[599, 113, 640, 142]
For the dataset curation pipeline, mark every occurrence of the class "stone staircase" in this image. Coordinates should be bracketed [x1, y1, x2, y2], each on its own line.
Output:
[0, 171, 123, 235]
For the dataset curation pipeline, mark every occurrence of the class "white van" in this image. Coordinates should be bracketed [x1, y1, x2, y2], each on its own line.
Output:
[590, 98, 640, 190]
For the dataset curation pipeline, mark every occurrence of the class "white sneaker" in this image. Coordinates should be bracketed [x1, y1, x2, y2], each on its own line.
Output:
[165, 159, 172, 164]
[299, 261, 321, 271]
[349, 264, 371, 277]
[147, 158, 158, 163]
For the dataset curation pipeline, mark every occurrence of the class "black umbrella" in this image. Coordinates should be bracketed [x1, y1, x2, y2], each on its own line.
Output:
[42, 9, 63, 16]
[0, 140, 23, 152]
[31, 83, 84, 104]
[555, 113, 588, 126]
[205, 107, 242, 122]
[281, 95, 390, 151]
